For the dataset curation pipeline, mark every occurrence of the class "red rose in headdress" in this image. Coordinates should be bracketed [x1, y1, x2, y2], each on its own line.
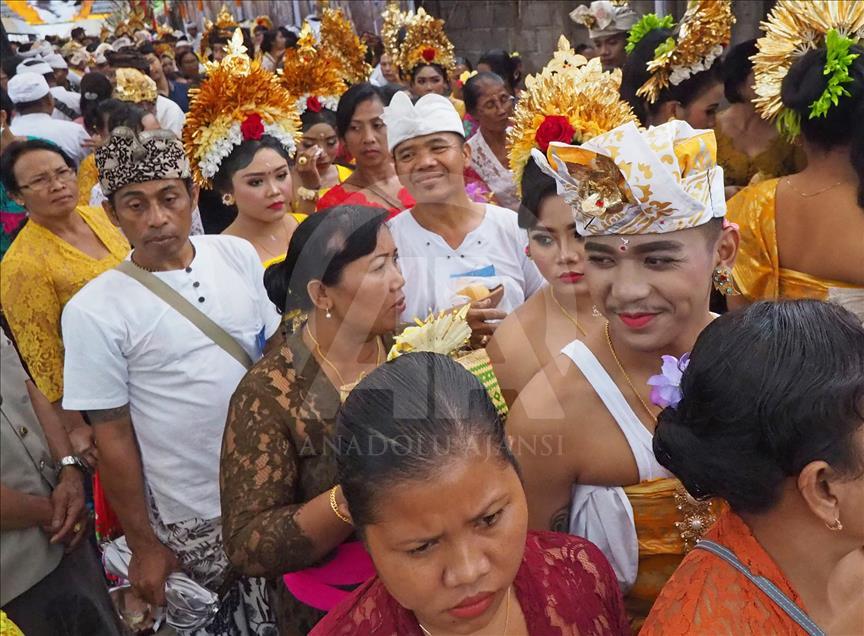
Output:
[534, 115, 575, 152]
[421, 47, 436, 62]
[306, 96, 323, 113]
[240, 113, 265, 141]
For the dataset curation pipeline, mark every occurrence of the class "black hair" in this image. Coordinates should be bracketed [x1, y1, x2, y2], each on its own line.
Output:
[106, 102, 150, 133]
[80, 71, 113, 132]
[378, 83, 403, 106]
[478, 49, 518, 93]
[1, 50, 20, 81]
[0, 138, 74, 194]
[454, 56, 473, 72]
[138, 41, 156, 57]
[781, 45, 864, 206]
[363, 33, 384, 65]
[263, 205, 387, 314]
[336, 352, 517, 528]
[176, 49, 199, 74]
[260, 27, 296, 55]
[621, 28, 722, 126]
[409, 62, 448, 84]
[84, 97, 124, 136]
[212, 135, 292, 195]
[0, 89, 12, 121]
[335, 83, 383, 138]
[517, 156, 559, 230]
[463, 71, 506, 114]
[574, 43, 594, 55]
[654, 300, 864, 514]
[109, 52, 151, 75]
[721, 39, 758, 104]
[300, 107, 338, 134]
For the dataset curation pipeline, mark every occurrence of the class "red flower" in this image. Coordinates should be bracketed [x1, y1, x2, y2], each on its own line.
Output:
[534, 115, 575, 152]
[240, 113, 264, 141]
[306, 95, 322, 113]
[421, 47, 436, 62]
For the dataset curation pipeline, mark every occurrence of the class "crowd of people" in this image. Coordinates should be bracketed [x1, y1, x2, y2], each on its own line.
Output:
[0, 1, 862, 635]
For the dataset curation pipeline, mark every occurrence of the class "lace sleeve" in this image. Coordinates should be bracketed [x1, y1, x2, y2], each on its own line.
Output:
[1, 260, 65, 402]
[219, 368, 316, 577]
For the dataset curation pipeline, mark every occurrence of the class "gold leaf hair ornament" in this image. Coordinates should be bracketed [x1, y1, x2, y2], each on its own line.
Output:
[280, 23, 346, 115]
[637, 0, 735, 104]
[200, 4, 239, 57]
[113, 68, 158, 104]
[319, 5, 372, 85]
[381, 1, 410, 72]
[183, 29, 301, 189]
[395, 7, 456, 80]
[751, 0, 864, 139]
[507, 35, 639, 196]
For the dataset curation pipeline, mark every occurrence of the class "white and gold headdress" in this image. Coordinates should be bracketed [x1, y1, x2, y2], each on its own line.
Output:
[280, 23, 348, 115]
[535, 120, 726, 235]
[570, 1, 639, 39]
[183, 29, 301, 188]
[637, 0, 734, 104]
[752, 0, 864, 137]
[394, 7, 456, 79]
[507, 35, 639, 195]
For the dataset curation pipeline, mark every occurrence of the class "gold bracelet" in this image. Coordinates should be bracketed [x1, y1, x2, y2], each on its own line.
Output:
[297, 186, 320, 201]
[329, 486, 352, 525]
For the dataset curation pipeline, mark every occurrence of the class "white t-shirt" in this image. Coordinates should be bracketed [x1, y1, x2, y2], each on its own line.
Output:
[388, 204, 544, 322]
[155, 95, 185, 137]
[9, 112, 91, 166]
[62, 235, 281, 524]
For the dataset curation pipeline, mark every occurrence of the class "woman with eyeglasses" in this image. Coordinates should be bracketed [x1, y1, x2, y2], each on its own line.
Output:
[462, 72, 519, 210]
[0, 138, 129, 467]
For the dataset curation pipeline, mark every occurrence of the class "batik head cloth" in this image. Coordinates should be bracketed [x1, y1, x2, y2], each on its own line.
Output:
[533, 120, 726, 236]
[96, 127, 191, 197]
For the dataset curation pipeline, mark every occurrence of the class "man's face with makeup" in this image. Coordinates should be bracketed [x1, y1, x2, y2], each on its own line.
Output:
[584, 226, 719, 352]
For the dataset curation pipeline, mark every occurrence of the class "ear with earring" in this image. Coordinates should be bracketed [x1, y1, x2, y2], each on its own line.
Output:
[222, 193, 235, 206]
[524, 245, 531, 259]
[325, 306, 332, 319]
[826, 516, 843, 531]
[712, 266, 738, 296]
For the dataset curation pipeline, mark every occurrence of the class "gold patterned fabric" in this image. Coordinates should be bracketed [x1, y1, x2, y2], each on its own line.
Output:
[714, 125, 802, 188]
[623, 477, 720, 629]
[0, 206, 130, 401]
[727, 179, 862, 301]
[76, 154, 99, 208]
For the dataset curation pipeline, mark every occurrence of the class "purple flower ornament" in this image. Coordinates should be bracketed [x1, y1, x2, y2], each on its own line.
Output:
[647, 353, 690, 408]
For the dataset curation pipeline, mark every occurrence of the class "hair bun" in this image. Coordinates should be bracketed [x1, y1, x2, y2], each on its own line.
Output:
[781, 48, 831, 114]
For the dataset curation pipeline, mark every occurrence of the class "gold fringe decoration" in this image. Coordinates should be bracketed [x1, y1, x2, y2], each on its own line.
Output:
[320, 5, 372, 85]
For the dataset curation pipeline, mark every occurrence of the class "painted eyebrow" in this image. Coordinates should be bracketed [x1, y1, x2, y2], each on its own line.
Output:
[238, 166, 288, 178]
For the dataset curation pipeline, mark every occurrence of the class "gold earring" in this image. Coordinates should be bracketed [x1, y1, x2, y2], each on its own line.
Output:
[325, 307, 332, 319]
[826, 517, 843, 531]
[222, 193, 235, 206]
[712, 266, 738, 296]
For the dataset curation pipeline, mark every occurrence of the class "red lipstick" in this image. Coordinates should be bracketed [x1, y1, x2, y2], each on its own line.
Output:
[618, 313, 658, 329]
[447, 592, 495, 620]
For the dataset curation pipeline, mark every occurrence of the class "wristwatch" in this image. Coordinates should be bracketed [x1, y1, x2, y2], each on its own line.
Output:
[57, 455, 89, 477]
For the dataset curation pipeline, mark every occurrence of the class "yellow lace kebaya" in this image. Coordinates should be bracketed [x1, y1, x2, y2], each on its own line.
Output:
[0, 205, 129, 401]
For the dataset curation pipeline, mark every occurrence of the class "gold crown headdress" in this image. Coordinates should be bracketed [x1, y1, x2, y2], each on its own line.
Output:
[319, 5, 372, 85]
[637, 0, 735, 104]
[752, 0, 864, 137]
[280, 23, 347, 115]
[201, 5, 239, 56]
[113, 8, 147, 39]
[381, 2, 409, 68]
[395, 7, 455, 79]
[254, 15, 273, 31]
[507, 36, 639, 195]
[114, 67, 158, 103]
[183, 29, 301, 188]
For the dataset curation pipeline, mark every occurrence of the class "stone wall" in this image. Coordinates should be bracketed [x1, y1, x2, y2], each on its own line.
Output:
[421, 0, 772, 76]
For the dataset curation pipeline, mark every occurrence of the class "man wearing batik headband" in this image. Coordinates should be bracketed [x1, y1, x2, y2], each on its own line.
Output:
[570, 0, 638, 70]
[384, 92, 544, 344]
[508, 119, 739, 627]
[61, 127, 280, 633]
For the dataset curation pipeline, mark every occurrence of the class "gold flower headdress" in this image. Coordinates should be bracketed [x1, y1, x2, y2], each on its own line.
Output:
[395, 7, 456, 79]
[114, 68, 158, 103]
[200, 5, 239, 57]
[320, 5, 372, 85]
[381, 2, 410, 69]
[752, 0, 864, 136]
[280, 23, 347, 115]
[507, 36, 639, 195]
[183, 29, 301, 188]
[637, 0, 735, 104]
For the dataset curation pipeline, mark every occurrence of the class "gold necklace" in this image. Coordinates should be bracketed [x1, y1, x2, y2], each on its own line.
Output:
[305, 327, 384, 387]
[419, 586, 511, 636]
[604, 322, 657, 422]
[784, 177, 849, 198]
[248, 216, 293, 259]
[549, 288, 587, 337]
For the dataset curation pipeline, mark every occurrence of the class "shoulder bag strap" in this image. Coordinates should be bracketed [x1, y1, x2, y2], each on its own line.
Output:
[694, 540, 825, 636]
[115, 261, 253, 370]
